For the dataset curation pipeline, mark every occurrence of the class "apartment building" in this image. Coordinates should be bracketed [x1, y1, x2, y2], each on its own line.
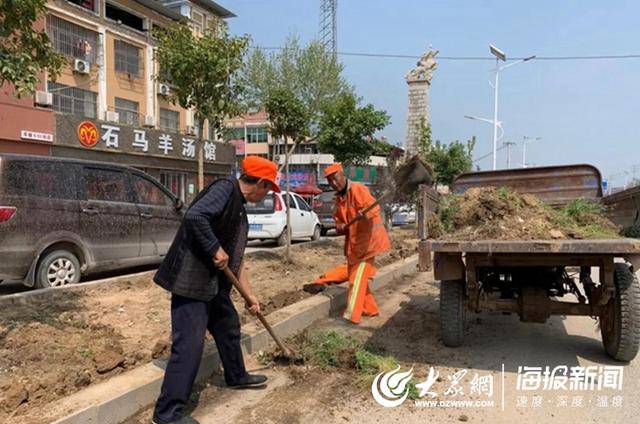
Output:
[0, 0, 236, 204]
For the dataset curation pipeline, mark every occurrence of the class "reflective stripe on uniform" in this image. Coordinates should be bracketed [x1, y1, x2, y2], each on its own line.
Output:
[343, 261, 367, 320]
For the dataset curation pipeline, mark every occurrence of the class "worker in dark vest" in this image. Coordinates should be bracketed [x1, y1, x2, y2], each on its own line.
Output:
[152, 156, 280, 424]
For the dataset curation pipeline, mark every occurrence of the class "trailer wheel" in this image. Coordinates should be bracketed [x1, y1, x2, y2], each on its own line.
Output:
[440, 279, 466, 347]
[600, 263, 640, 362]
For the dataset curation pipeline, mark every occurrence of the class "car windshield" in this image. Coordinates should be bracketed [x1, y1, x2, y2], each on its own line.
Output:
[246, 192, 275, 214]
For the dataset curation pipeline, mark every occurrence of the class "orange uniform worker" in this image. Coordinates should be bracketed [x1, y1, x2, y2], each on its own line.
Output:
[304, 163, 391, 324]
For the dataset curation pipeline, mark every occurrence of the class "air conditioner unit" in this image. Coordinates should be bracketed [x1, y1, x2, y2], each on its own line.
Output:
[105, 111, 119, 122]
[73, 59, 90, 75]
[185, 125, 197, 135]
[143, 115, 155, 127]
[157, 83, 171, 96]
[35, 91, 53, 107]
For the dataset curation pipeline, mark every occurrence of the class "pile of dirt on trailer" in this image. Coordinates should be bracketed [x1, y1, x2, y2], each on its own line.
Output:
[0, 227, 417, 423]
[432, 187, 620, 241]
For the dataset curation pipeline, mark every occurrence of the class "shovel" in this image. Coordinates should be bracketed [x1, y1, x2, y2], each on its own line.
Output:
[344, 155, 434, 229]
[221, 266, 298, 360]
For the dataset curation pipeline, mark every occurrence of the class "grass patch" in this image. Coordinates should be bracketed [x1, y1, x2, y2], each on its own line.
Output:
[621, 226, 640, 238]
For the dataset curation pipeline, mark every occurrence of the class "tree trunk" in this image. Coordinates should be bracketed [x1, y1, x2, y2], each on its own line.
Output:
[197, 117, 205, 191]
[285, 139, 292, 262]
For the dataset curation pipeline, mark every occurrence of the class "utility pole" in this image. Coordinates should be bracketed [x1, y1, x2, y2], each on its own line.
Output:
[503, 141, 516, 169]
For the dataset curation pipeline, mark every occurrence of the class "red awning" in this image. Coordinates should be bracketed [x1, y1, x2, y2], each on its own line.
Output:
[294, 183, 322, 195]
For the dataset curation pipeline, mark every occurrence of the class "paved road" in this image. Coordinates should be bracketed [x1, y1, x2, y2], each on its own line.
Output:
[188, 271, 639, 424]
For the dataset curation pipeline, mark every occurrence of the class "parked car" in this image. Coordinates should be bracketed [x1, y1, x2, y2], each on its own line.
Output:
[391, 204, 417, 226]
[313, 189, 336, 235]
[246, 191, 321, 246]
[0, 154, 184, 289]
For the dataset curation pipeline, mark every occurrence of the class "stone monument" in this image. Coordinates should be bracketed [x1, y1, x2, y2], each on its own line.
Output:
[404, 48, 438, 155]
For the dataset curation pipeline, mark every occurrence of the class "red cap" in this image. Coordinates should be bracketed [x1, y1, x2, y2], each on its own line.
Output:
[242, 156, 281, 192]
[324, 163, 343, 178]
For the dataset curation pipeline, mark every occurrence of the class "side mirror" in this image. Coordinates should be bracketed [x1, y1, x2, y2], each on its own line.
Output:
[175, 198, 184, 210]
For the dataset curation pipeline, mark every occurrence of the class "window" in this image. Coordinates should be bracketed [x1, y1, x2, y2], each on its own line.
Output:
[160, 172, 187, 202]
[115, 98, 140, 126]
[65, 0, 96, 12]
[46, 15, 98, 63]
[245, 193, 275, 215]
[106, 2, 144, 32]
[49, 81, 97, 119]
[223, 127, 244, 142]
[296, 196, 312, 212]
[191, 10, 204, 36]
[114, 40, 142, 77]
[133, 175, 173, 206]
[7, 161, 78, 200]
[246, 127, 268, 143]
[286, 193, 298, 209]
[159, 108, 180, 132]
[83, 168, 128, 203]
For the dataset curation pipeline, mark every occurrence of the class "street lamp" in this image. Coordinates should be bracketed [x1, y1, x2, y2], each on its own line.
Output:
[522, 136, 542, 168]
[488, 44, 535, 171]
[464, 115, 504, 157]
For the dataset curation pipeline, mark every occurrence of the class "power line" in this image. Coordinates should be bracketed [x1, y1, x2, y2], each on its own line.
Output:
[251, 46, 640, 61]
[473, 144, 507, 163]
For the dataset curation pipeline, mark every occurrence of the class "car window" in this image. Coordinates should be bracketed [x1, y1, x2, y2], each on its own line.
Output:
[286, 193, 298, 209]
[83, 168, 128, 203]
[246, 193, 276, 214]
[133, 175, 173, 206]
[7, 161, 77, 200]
[296, 195, 312, 212]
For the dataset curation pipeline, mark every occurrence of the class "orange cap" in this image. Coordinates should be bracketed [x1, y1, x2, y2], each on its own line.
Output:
[324, 163, 343, 178]
[242, 156, 281, 192]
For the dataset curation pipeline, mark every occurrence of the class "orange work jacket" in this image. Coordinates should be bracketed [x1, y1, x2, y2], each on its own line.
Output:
[333, 181, 391, 265]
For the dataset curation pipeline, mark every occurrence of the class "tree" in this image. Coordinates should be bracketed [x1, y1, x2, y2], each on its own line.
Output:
[155, 23, 249, 190]
[245, 35, 349, 255]
[243, 34, 351, 166]
[318, 92, 391, 166]
[417, 119, 475, 186]
[0, 0, 66, 97]
[264, 87, 310, 261]
[244, 35, 351, 126]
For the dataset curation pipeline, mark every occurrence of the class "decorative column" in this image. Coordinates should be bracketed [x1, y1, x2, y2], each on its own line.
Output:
[404, 49, 438, 156]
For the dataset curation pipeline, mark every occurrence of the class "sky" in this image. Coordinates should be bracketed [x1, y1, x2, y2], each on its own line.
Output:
[224, 0, 640, 186]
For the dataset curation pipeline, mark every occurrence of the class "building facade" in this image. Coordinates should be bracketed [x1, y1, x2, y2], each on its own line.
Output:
[0, 0, 236, 204]
[225, 112, 389, 188]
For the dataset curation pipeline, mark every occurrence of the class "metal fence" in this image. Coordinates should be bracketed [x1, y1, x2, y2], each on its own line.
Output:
[115, 97, 141, 127]
[46, 14, 98, 63]
[49, 81, 98, 119]
[114, 39, 143, 77]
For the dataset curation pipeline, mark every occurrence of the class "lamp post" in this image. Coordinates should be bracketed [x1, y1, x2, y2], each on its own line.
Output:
[488, 45, 535, 170]
[522, 136, 542, 168]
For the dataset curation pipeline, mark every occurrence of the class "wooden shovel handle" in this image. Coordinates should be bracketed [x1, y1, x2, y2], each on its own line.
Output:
[221, 266, 291, 355]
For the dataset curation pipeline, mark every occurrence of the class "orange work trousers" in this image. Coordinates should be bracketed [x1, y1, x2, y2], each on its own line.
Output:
[314, 259, 379, 324]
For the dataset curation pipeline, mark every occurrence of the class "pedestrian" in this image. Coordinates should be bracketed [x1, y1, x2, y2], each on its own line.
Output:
[152, 156, 280, 424]
[304, 163, 391, 324]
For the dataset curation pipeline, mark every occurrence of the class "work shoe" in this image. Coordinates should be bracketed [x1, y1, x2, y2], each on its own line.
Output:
[152, 415, 199, 424]
[227, 374, 268, 389]
[303, 283, 325, 294]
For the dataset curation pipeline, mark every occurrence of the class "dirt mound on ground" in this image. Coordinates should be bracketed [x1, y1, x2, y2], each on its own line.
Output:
[435, 187, 619, 241]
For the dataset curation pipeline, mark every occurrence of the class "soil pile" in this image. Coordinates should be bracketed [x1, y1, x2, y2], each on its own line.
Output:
[433, 187, 619, 241]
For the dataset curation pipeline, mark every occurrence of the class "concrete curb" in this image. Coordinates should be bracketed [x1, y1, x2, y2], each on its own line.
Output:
[48, 255, 419, 424]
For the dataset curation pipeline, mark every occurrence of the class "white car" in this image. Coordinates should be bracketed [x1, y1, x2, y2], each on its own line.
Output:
[391, 204, 417, 226]
[246, 191, 322, 246]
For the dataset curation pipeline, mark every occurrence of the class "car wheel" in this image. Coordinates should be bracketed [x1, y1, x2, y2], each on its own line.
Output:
[320, 228, 328, 237]
[277, 227, 289, 247]
[311, 225, 321, 241]
[35, 249, 81, 289]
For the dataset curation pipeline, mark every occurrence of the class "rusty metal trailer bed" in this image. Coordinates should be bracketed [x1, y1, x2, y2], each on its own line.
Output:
[427, 238, 640, 362]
